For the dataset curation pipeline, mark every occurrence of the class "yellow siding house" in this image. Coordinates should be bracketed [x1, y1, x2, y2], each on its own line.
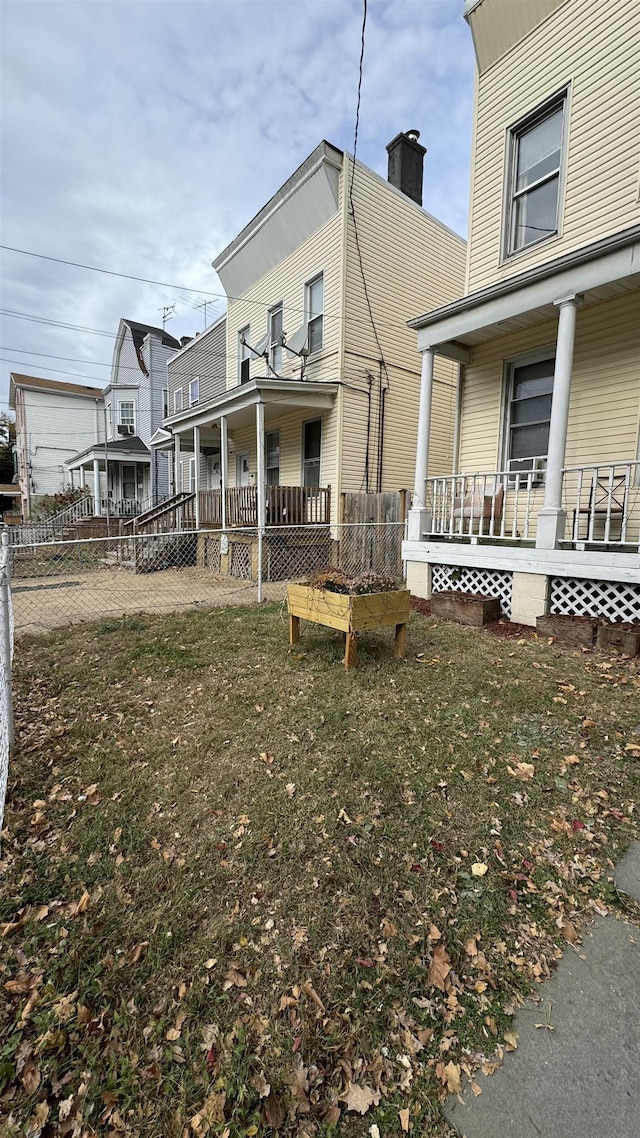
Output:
[159, 134, 466, 530]
[405, 0, 640, 626]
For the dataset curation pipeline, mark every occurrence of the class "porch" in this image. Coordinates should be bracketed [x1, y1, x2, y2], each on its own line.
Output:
[66, 437, 152, 518]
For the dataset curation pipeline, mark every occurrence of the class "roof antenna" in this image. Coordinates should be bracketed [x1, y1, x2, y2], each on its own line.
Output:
[159, 304, 176, 330]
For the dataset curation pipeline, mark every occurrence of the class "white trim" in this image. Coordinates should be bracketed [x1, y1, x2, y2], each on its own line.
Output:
[174, 388, 183, 412]
[189, 377, 200, 407]
[499, 344, 556, 470]
[402, 539, 640, 585]
[305, 272, 324, 355]
[302, 416, 322, 489]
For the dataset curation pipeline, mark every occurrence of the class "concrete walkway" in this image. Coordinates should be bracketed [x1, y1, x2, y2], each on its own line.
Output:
[445, 843, 640, 1138]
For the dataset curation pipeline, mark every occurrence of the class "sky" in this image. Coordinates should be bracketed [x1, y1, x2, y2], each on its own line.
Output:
[0, 0, 475, 417]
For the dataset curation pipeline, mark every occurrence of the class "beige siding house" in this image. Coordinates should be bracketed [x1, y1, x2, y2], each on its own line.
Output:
[158, 135, 466, 532]
[404, 0, 640, 626]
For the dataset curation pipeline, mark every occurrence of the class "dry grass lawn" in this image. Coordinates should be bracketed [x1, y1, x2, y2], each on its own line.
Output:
[1, 604, 639, 1138]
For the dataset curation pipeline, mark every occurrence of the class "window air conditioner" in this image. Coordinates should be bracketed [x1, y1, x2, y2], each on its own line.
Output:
[508, 456, 546, 485]
[117, 424, 134, 435]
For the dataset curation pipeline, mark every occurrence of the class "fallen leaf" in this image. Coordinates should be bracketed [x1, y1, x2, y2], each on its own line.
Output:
[507, 762, 535, 781]
[222, 967, 247, 990]
[504, 1030, 518, 1051]
[341, 1084, 381, 1114]
[471, 862, 488, 877]
[262, 1090, 284, 1129]
[399, 1106, 411, 1131]
[428, 943, 452, 992]
[443, 1061, 461, 1094]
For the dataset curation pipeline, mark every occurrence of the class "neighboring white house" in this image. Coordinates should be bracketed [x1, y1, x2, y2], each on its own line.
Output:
[66, 319, 184, 515]
[9, 373, 105, 519]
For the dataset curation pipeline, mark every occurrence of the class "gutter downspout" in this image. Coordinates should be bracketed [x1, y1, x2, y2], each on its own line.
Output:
[452, 363, 464, 475]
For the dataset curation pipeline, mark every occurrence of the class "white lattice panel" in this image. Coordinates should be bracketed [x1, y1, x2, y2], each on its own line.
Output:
[431, 565, 513, 618]
[550, 577, 640, 623]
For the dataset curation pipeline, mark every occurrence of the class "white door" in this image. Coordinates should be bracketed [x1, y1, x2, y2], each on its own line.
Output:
[236, 453, 250, 487]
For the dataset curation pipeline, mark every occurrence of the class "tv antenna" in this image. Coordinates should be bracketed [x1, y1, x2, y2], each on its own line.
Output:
[159, 304, 176, 330]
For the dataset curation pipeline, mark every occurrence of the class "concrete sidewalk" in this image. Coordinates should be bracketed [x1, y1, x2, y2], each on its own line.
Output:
[445, 843, 640, 1138]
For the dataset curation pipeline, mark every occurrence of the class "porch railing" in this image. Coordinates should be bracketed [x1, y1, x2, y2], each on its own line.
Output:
[198, 486, 331, 528]
[427, 469, 543, 541]
[564, 461, 639, 547]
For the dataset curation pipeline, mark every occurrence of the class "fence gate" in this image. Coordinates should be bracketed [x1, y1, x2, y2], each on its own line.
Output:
[340, 491, 408, 576]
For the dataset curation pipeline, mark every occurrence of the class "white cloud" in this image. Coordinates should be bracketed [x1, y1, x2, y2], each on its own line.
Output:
[0, 0, 475, 409]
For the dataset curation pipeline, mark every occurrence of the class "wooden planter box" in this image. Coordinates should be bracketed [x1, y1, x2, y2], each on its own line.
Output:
[596, 623, 640, 657]
[536, 614, 597, 646]
[287, 584, 411, 669]
[430, 590, 500, 627]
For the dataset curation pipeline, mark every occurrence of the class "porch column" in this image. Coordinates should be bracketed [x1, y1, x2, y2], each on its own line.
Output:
[407, 347, 435, 541]
[193, 427, 201, 529]
[256, 402, 265, 602]
[92, 457, 100, 516]
[69, 469, 74, 491]
[536, 294, 583, 550]
[220, 416, 228, 531]
[174, 432, 181, 495]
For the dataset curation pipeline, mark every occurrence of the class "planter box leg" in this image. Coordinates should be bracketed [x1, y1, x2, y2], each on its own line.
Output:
[289, 614, 300, 646]
[344, 630, 358, 669]
[394, 622, 407, 660]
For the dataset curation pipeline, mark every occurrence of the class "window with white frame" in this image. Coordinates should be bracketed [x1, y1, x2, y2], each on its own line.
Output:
[265, 430, 280, 486]
[303, 419, 321, 488]
[189, 377, 200, 406]
[239, 327, 251, 384]
[118, 400, 135, 434]
[269, 305, 283, 372]
[503, 353, 555, 477]
[162, 388, 168, 419]
[306, 274, 324, 354]
[174, 388, 183, 412]
[505, 89, 568, 257]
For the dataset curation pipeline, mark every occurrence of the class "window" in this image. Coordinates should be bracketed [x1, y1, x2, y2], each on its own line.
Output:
[306, 274, 324, 354]
[265, 430, 280, 486]
[118, 400, 135, 434]
[269, 305, 283, 373]
[174, 388, 183, 412]
[239, 327, 251, 384]
[505, 90, 567, 256]
[303, 419, 321, 488]
[189, 377, 200, 407]
[504, 354, 555, 476]
[162, 388, 168, 419]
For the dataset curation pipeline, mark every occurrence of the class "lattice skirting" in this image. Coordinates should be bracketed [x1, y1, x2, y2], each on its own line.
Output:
[431, 565, 513, 619]
[549, 577, 640, 623]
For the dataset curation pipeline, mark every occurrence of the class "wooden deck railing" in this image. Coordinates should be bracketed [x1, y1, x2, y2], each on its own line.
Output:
[198, 485, 331, 528]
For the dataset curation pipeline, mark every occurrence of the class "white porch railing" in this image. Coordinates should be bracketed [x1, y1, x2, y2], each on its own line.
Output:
[427, 468, 543, 541]
[43, 492, 94, 528]
[425, 461, 640, 549]
[565, 461, 640, 547]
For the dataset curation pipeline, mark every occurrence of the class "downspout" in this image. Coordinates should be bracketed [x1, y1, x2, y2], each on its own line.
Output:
[379, 383, 387, 492]
[364, 374, 373, 493]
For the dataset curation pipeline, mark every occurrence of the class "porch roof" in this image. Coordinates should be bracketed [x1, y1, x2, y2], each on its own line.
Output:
[408, 224, 640, 361]
[163, 377, 338, 437]
[66, 436, 151, 470]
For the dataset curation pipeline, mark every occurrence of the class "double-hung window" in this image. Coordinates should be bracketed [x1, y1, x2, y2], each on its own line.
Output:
[303, 419, 321, 489]
[162, 388, 169, 419]
[174, 388, 183, 412]
[505, 89, 567, 257]
[504, 354, 555, 477]
[118, 400, 135, 434]
[306, 274, 323, 354]
[265, 430, 280, 486]
[269, 305, 283, 373]
[189, 377, 200, 407]
[239, 327, 251, 384]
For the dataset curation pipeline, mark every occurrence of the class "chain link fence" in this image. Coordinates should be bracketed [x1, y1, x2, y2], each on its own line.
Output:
[7, 522, 406, 636]
[1, 532, 15, 844]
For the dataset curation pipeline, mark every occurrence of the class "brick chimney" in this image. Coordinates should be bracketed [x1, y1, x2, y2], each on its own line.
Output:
[386, 130, 427, 206]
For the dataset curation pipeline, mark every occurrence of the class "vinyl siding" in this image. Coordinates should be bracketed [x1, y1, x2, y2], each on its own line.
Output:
[467, 0, 640, 292]
[225, 204, 343, 391]
[17, 389, 102, 510]
[458, 292, 640, 473]
[341, 158, 466, 490]
[167, 318, 226, 411]
[224, 406, 338, 505]
[107, 328, 142, 441]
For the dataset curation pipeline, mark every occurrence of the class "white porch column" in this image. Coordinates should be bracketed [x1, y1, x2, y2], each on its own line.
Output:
[92, 457, 101, 516]
[69, 469, 75, 491]
[220, 416, 228, 532]
[256, 402, 265, 602]
[193, 426, 201, 529]
[407, 347, 435, 541]
[174, 432, 181, 494]
[536, 294, 583, 549]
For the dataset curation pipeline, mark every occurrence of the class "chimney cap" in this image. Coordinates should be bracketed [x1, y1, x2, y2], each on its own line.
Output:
[386, 130, 427, 157]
